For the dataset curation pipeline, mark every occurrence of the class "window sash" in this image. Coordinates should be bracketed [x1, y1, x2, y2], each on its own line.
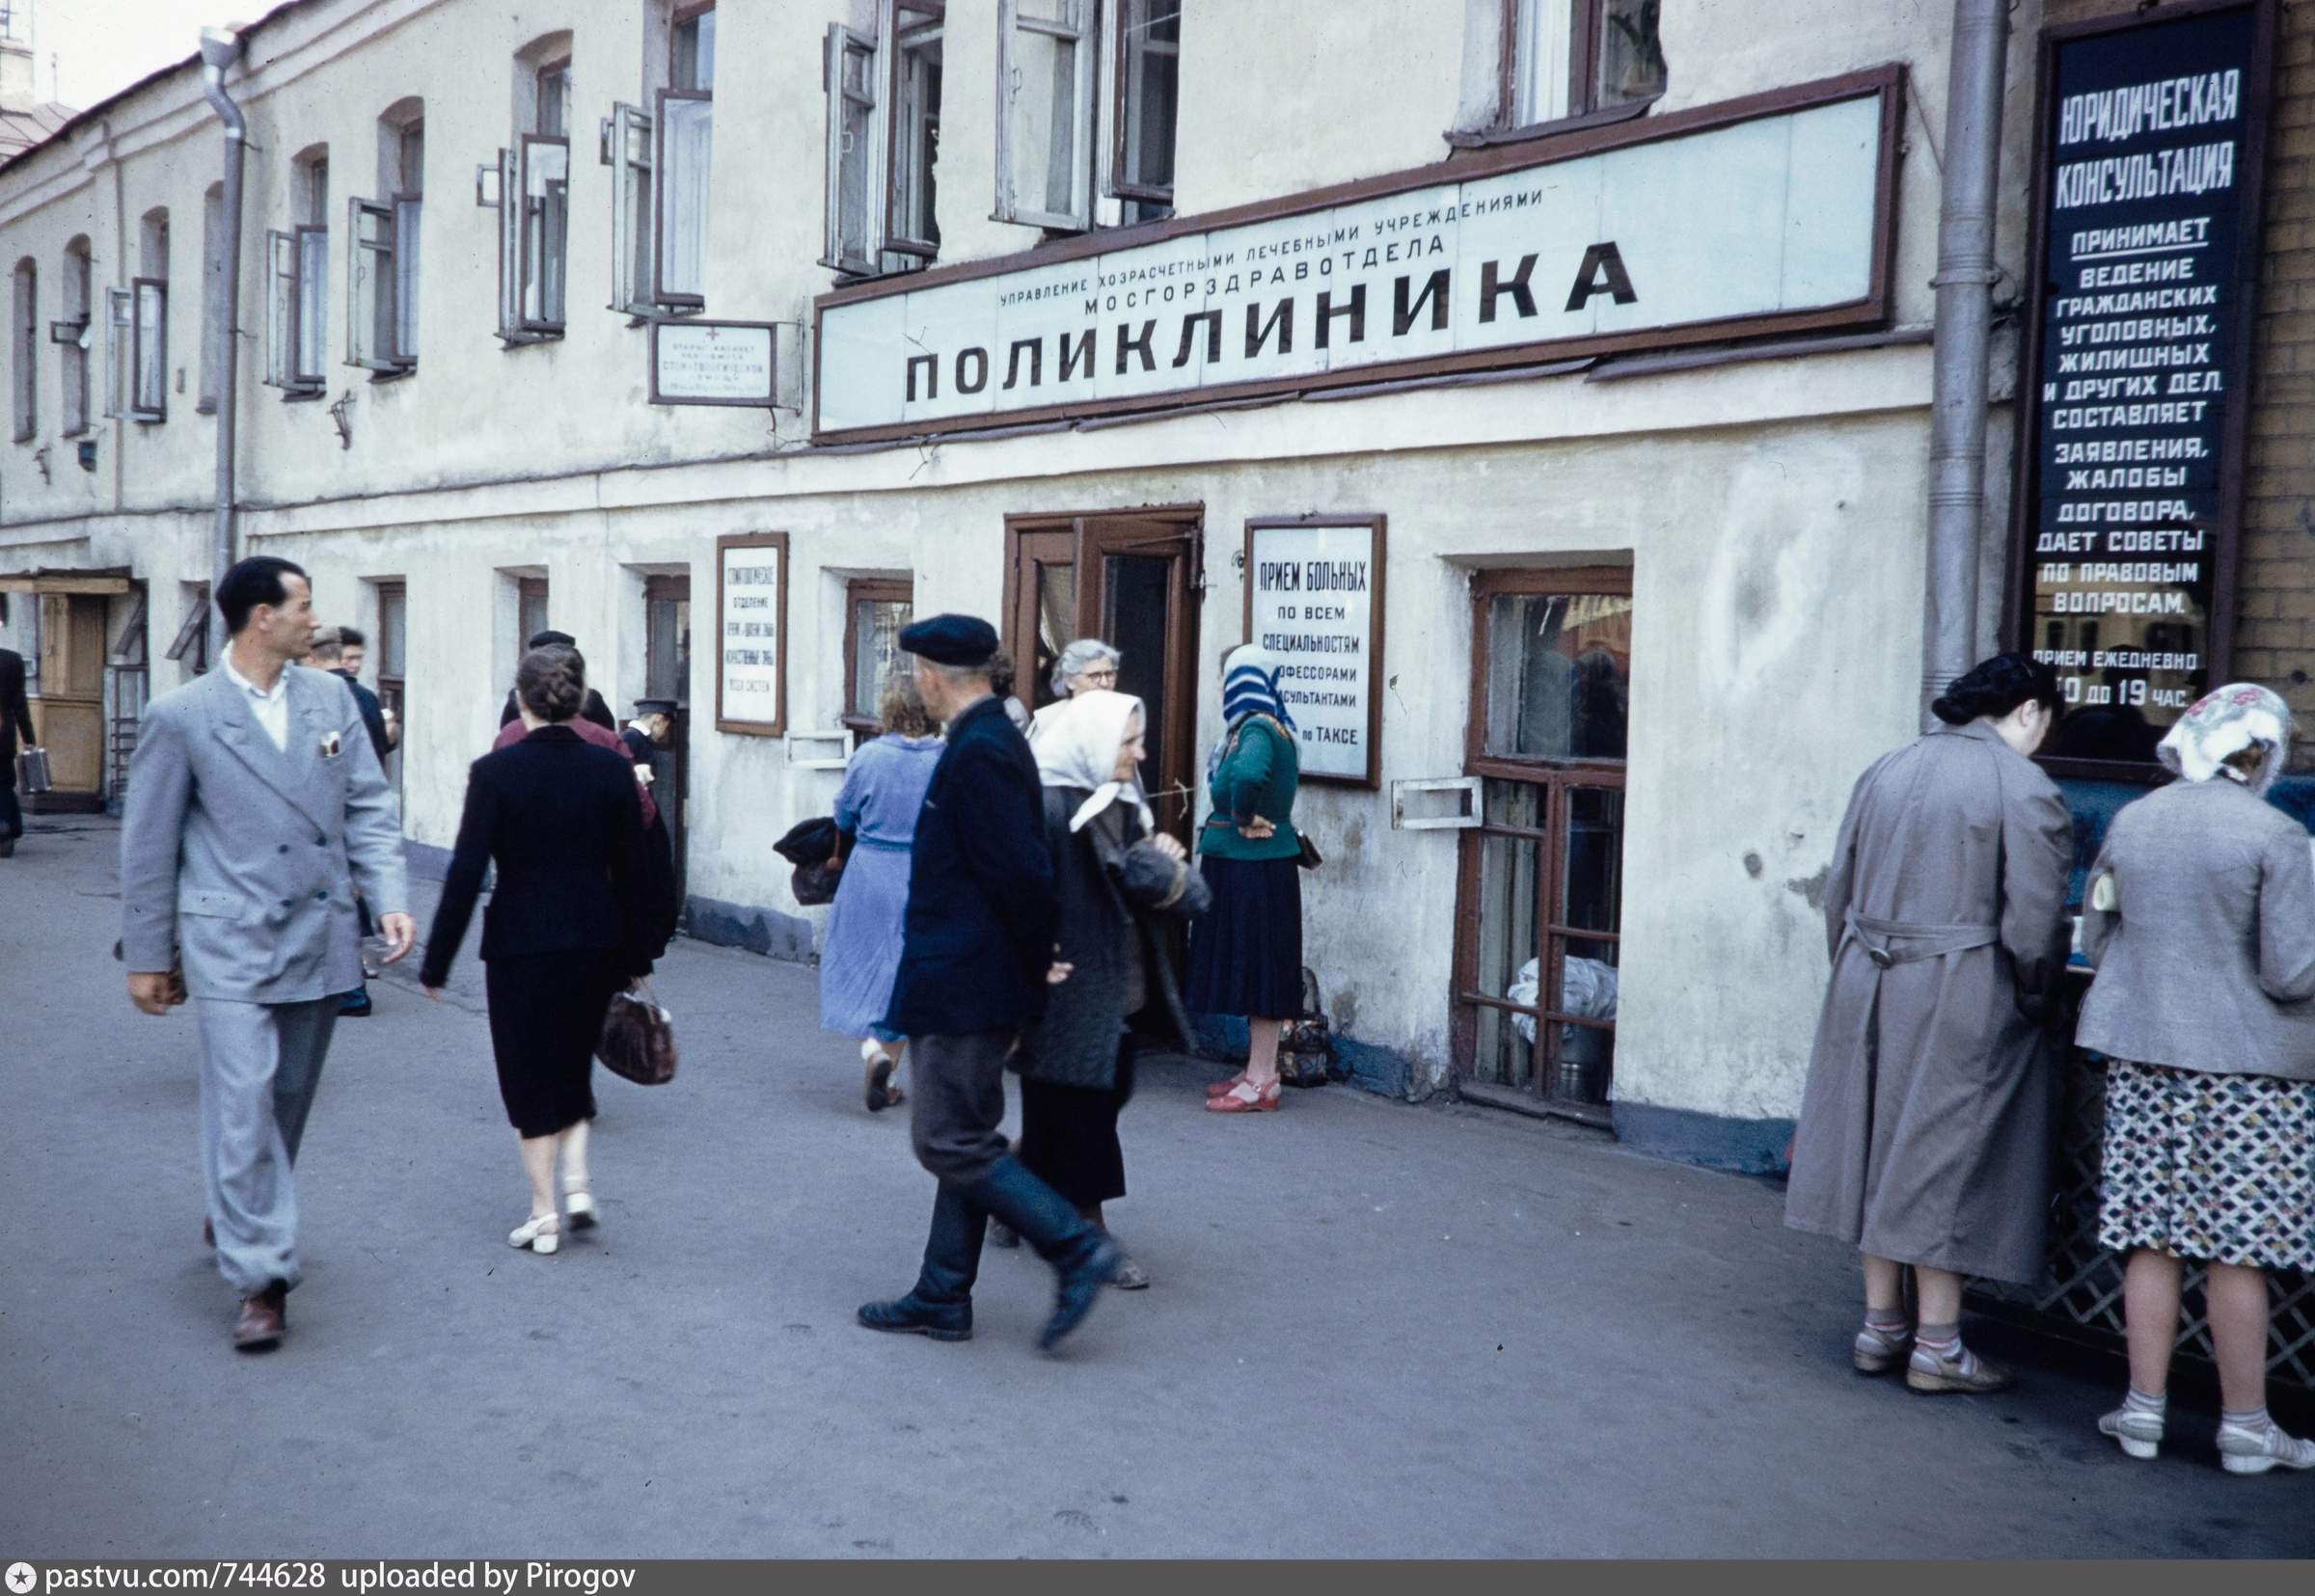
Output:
[653, 88, 712, 308]
[393, 196, 422, 363]
[1106, 0, 1178, 207]
[518, 134, 570, 333]
[294, 225, 327, 383]
[12, 270, 35, 441]
[884, 2, 943, 258]
[58, 300, 89, 437]
[492, 148, 520, 338]
[347, 196, 401, 373]
[133, 278, 167, 419]
[603, 101, 655, 314]
[674, 6, 717, 92]
[105, 286, 134, 419]
[994, 0, 1093, 232]
[822, 24, 879, 276]
[264, 229, 299, 389]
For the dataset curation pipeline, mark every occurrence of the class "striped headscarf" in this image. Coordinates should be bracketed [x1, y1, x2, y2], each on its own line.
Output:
[1209, 643, 1294, 779]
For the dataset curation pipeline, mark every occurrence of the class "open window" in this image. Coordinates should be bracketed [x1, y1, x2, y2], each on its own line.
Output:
[349, 109, 423, 373]
[823, 2, 944, 277]
[842, 576, 914, 740]
[56, 237, 91, 436]
[656, 6, 714, 309]
[105, 281, 167, 422]
[266, 152, 329, 396]
[1105, 0, 1177, 223]
[1494, 0, 1666, 134]
[994, 0, 1177, 233]
[12, 257, 35, 441]
[490, 41, 572, 342]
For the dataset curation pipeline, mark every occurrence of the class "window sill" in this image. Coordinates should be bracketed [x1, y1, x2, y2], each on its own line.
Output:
[1443, 95, 1658, 152]
[279, 387, 325, 403]
[59, 423, 89, 439]
[366, 365, 416, 385]
[497, 330, 564, 348]
[194, 400, 215, 416]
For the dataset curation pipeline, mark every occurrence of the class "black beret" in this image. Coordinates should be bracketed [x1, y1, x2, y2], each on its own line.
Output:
[528, 629, 577, 650]
[898, 613, 999, 667]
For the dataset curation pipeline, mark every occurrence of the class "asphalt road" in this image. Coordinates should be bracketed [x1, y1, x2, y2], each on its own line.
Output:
[2, 816, 2309, 1558]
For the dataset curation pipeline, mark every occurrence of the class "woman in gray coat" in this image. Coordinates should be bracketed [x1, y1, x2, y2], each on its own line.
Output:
[2079, 684, 2315, 1475]
[1014, 690, 1209, 1291]
[1785, 653, 2072, 1394]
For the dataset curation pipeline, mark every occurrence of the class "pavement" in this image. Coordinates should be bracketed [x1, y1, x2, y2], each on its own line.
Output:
[1, 815, 2310, 1559]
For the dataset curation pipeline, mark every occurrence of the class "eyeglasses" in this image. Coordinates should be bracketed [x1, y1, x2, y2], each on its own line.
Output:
[1081, 668, 1119, 685]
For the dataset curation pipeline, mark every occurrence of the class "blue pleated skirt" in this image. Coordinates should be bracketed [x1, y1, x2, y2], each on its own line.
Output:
[1185, 854, 1305, 1019]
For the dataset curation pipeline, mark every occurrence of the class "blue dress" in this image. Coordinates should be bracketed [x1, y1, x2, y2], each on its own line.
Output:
[819, 733, 942, 1040]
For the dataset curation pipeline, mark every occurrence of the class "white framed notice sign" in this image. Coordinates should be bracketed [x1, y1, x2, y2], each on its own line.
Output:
[716, 532, 788, 737]
[651, 319, 778, 407]
[1242, 514, 1386, 788]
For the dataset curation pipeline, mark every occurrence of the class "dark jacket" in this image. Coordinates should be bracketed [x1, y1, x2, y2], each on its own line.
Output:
[419, 725, 655, 987]
[331, 668, 391, 774]
[0, 647, 31, 763]
[1019, 788, 1209, 1091]
[883, 695, 1056, 1038]
[502, 686, 617, 734]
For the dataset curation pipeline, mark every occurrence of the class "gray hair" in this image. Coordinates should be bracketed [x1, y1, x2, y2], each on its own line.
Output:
[1050, 637, 1122, 696]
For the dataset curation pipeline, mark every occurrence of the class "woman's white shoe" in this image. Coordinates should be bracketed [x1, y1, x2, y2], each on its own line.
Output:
[508, 1213, 561, 1255]
[563, 1190, 598, 1232]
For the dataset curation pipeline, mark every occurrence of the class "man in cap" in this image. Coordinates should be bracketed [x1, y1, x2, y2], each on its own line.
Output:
[499, 630, 618, 733]
[858, 613, 1121, 1351]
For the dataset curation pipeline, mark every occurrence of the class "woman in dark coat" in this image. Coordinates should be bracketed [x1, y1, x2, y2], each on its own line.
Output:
[1784, 652, 2072, 1394]
[1016, 690, 1209, 1290]
[422, 645, 656, 1257]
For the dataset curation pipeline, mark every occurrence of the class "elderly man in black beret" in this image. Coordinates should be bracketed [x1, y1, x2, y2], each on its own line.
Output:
[858, 613, 1122, 1352]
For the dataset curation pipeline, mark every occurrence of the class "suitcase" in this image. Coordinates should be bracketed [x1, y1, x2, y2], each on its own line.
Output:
[17, 745, 51, 794]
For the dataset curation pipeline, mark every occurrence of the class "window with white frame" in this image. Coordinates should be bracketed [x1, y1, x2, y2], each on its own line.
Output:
[265, 152, 329, 395]
[491, 41, 572, 341]
[58, 237, 90, 436]
[350, 108, 422, 373]
[1502, 0, 1666, 129]
[12, 257, 36, 441]
[199, 186, 223, 411]
[823, 1, 944, 277]
[655, 5, 713, 309]
[994, 0, 1177, 234]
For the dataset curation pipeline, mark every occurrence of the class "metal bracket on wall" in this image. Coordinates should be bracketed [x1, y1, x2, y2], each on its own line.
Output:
[1392, 776, 1483, 830]
[785, 729, 850, 771]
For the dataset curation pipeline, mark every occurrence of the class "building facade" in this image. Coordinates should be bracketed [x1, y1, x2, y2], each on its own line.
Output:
[1, 0, 2294, 1172]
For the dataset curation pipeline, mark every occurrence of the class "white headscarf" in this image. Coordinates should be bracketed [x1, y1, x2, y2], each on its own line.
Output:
[2157, 683, 2293, 796]
[1033, 690, 1154, 834]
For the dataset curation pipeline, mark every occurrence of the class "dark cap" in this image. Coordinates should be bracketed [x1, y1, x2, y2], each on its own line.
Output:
[898, 613, 999, 668]
[632, 696, 679, 717]
[528, 629, 577, 650]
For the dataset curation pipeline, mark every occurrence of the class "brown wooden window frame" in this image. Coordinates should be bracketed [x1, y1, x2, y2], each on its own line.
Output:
[1458, 0, 1664, 150]
[1103, 0, 1179, 219]
[883, 0, 945, 261]
[841, 575, 915, 737]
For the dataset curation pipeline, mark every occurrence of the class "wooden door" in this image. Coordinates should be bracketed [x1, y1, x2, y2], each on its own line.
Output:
[33, 594, 108, 809]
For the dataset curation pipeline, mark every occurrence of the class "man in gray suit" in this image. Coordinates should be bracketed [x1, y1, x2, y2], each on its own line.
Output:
[121, 556, 414, 1350]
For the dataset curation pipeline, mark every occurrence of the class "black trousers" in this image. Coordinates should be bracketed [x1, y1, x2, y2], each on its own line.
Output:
[1, 776, 20, 840]
[1017, 1047, 1136, 1208]
[907, 1031, 1016, 1183]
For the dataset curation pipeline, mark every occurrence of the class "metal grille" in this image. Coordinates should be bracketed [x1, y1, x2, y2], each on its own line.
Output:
[1973, 1054, 2315, 1393]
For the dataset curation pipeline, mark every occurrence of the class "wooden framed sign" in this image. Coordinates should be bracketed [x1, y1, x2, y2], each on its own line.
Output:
[650, 319, 779, 407]
[715, 532, 788, 736]
[1242, 514, 1386, 788]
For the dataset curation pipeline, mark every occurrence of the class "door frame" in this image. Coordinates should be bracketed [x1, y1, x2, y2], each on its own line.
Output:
[1001, 504, 1204, 839]
[1451, 564, 1632, 1125]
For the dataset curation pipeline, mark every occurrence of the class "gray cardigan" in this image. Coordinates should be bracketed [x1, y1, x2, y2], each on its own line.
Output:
[2079, 776, 2315, 1083]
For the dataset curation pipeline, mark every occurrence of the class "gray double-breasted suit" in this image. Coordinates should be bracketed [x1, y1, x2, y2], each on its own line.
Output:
[121, 663, 407, 1296]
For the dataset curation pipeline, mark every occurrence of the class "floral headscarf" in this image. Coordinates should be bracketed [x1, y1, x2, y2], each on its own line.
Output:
[2157, 683, 2293, 796]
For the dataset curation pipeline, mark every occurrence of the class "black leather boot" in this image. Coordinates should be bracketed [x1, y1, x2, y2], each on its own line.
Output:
[969, 1156, 1121, 1352]
[857, 1181, 986, 1341]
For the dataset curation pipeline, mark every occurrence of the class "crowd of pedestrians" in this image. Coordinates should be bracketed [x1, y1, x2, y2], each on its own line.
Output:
[108, 570, 2315, 1469]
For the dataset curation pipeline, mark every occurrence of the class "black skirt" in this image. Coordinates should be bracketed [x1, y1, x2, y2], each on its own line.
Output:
[1184, 854, 1304, 1019]
[484, 950, 629, 1138]
[1018, 1049, 1136, 1208]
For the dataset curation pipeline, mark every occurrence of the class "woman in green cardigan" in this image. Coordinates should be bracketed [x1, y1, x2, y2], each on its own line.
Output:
[1188, 644, 1305, 1113]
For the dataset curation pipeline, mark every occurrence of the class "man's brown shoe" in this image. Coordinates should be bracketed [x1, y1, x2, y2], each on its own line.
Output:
[232, 1283, 286, 1351]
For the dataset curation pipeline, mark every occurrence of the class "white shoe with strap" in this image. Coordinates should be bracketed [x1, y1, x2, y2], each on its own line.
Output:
[2218, 1420, 2315, 1475]
[2098, 1406, 2165, 1461]
[508, 1212, 561, 1256]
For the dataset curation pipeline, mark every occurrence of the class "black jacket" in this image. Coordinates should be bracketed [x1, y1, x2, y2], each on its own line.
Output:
[502, 686, 617, 734]
[420, 725, 655, 987]
[882, 695, 1057, 1038]
[0, 648, 30, 763]
[331, 669, 391, 773]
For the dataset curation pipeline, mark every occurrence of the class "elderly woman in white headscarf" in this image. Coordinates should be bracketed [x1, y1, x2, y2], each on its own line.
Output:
[2080, 684, 2315, 1476]
[1010, 689, 1209, 1290]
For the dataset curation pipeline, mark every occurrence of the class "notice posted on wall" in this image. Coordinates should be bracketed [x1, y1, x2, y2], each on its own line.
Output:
[717, 534, 786, 735]
[653, 321, 776, 407]
[2022, 3, 2265, 764]
[1245, 519, 1381, 785]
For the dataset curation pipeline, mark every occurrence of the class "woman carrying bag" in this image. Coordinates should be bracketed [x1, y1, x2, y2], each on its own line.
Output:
[1012, 690, 1209, 1290]
[2079, 685, 2315, 1474]
[422, 646, 658, 1256]
[1187, 644, 1306, 1114]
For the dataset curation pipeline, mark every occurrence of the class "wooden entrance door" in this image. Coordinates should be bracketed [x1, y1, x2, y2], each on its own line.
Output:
[1004, 509, 1202, 840]
[34, 593, 110, 811]
[642, 574, 692, 904]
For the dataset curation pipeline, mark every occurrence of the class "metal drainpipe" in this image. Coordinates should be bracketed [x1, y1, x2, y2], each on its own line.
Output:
[1921, 0, 2012, 728]
[199, 28, 246, 662]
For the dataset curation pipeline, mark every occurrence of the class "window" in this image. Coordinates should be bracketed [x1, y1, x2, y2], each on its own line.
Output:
[656, 7, 714, 309]
[495, 42, 572, 340]
[373, 580, 407, 794]
[107, 279, 166, 424]
[349, 109, 422, 373]
[823, 2, 945, 276]
[1502, 0, 1666, 129]
[1109, 0, 1177, 222]
[265, 152, 329, 395]
[843, 577, 913, 734]
[517, 576, 549, 654]
[57, 238, 90, 436]
[994, 0, 1176, 233]
[12, 257, 36, 441]
[200, 186, 223, 411]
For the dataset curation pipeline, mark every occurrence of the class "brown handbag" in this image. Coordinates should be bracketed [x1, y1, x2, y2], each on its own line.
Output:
[597, 983, 678, 1086]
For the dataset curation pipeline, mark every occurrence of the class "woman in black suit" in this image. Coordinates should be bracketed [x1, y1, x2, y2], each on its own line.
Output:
[422, 645, 655, 1257]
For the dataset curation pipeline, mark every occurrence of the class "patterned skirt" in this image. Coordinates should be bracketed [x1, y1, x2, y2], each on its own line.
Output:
[2098, 1059, 2315, 1272]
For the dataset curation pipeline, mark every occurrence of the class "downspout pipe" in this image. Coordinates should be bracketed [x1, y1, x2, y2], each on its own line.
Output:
[199, 27, 246, 662]
[1921, 0, 2011, 728]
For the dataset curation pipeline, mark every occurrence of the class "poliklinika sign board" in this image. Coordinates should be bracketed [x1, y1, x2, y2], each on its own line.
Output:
[1244, 516, 1386, 787]
[812, 68, 1902, 442]
[2013, 0, 2274, 770]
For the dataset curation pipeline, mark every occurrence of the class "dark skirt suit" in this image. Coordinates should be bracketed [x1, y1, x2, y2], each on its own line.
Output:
[1186, 715, 1305, 1020]
[420, 725, 656, 1138]
[1016, 788, 1210, 1207]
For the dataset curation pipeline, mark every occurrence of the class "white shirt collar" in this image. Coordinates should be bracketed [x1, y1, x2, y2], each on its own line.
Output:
[223, 652, 288, 704]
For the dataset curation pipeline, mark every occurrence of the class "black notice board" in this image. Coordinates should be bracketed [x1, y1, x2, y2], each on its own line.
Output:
[2012, 0, 2276, 773]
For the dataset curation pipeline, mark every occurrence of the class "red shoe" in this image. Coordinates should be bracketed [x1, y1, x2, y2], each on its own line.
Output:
[1206, 1079, 1280, 1113]
[1206, 1072, 1248, 1097]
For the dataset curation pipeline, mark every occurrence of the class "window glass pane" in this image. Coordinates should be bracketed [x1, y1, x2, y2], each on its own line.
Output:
[524, 141, 570, 325]
[394, 199, 421, 359]
[894, 16, 942, 247]
[307, 159, 329, 228]
[1030, 561, 1076, 711]
[675, 11, 716, 92]
[537, 66, 570, 136]
[659, 97, 712, 298]
[647, 596, 693, 702]
[518, 584, 550, 649]
[378, 589, 407, 675]
[1483, 591, 1631, 760]
[1596, 0, 1668, 107]
[135, 284, 164, 412]
[1120, 0, 1178, 198]
[401, 123, 425, 194]
[851, 597, 912, 720]
[296, 230, 327, 379]
[837, 44, 874, 267]
[1472, 1003, 1539, 1094]
[1515, 0, 1570, 123]
[1010, 19, 1079, 218]
[1473, 829, 1541, 1005]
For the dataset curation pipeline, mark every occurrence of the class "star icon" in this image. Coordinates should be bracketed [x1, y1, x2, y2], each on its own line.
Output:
[6, 1563, 37, 1594]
